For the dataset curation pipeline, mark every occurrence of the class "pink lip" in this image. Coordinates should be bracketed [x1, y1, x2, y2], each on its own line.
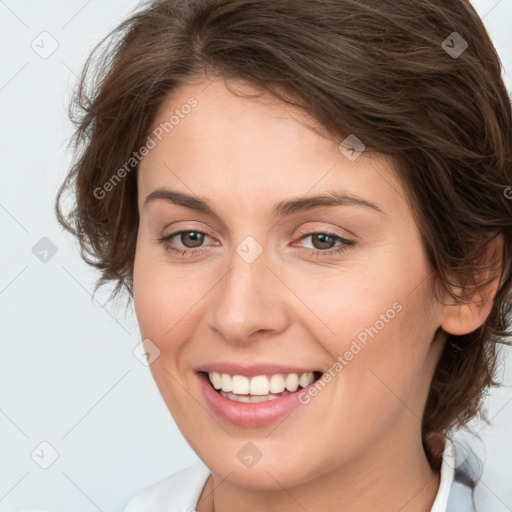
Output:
[195, 362, 320, 378]
[196, 371, 321, 428]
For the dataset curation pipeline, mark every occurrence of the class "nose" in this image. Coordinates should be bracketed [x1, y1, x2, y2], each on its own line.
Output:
[206, 244, 290, 345]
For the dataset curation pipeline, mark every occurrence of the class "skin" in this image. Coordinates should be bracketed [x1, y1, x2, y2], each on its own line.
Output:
[133, 76, 501, 512]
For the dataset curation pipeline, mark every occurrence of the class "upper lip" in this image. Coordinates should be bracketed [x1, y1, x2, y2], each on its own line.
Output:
[196, 362, 322, 377]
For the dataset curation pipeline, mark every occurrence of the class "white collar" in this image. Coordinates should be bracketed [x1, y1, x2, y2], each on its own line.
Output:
[431, 436, 476, 512]
[430, 437, 457, 511]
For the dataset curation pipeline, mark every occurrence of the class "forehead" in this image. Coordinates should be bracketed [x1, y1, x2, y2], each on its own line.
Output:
[150, 77, 333, 155]
[137, 77, 405, 219]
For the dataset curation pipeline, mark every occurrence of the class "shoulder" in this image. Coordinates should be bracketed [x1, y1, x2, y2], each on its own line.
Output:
[124, 462, 211, 512]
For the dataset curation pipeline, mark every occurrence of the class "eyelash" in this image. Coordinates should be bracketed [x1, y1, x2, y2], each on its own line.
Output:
[158, 229, 356, 258]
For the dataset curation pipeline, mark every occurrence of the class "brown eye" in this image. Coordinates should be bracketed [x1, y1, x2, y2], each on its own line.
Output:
[177, 231, 205, 248]
[295, 231, 356, 257]
[159, 229, 214, 256]
[309, 233, 337, 250]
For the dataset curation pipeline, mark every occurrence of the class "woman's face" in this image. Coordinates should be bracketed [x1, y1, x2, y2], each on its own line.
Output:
[133, 77, 446, 489]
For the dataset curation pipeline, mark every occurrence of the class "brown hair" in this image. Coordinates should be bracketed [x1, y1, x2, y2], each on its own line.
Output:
[55, 0, 512, 471]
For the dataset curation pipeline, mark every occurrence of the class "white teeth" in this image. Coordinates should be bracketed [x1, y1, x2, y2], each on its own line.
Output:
[269, 374, 285, 394]
[232, 375, 250, 394]
[207, 371, 316, 397]
[285, 373, 299, 392]
[221, 373, 232, 392]
[210, 372, 222, 390]
[220, 390, 289, 403]
[299, 372, 313, 388]
[250, 375, 270, 395]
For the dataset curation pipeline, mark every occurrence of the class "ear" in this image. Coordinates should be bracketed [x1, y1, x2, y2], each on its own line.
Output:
[441, 233, 504, 336]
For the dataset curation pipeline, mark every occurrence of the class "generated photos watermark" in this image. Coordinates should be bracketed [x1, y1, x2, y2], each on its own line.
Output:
[93, 97, 198, 200]
[298, 301, 403, 404]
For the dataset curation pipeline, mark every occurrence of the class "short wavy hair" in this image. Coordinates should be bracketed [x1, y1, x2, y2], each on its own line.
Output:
[55, 0, 512, 472]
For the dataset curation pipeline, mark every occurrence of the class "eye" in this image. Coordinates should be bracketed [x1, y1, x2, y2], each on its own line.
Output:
[294, 231, 356, 257]
[158, 229, 215, 256]
[158, 228, 356, 258]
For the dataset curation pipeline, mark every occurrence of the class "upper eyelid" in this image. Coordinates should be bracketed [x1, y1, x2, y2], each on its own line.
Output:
[162, 219, 356, 239]
[296, 225, 356, 240]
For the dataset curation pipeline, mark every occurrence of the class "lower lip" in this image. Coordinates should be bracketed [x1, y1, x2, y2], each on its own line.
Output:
[197, 372, 318, 427]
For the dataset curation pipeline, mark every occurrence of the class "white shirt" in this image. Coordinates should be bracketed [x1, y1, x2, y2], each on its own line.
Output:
[124, 438, 477, 512]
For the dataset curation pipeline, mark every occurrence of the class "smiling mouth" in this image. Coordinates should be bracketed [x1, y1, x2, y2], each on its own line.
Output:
[200, 370, 324, 403]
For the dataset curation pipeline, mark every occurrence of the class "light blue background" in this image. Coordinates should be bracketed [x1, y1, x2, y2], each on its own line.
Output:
[0, 1, 511, 511]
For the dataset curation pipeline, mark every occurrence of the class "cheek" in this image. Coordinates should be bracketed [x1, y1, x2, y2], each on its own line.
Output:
[365, 299, 435, 417]
[298, 245, 438, 420]
[132, 242, 217, 370]
[134, 242, 189, 333]
[132, 247, 201, 413]
[133, 257, 169, 339]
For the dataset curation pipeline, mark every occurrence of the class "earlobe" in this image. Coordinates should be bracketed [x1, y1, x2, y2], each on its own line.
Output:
[441, 233, 504, 336]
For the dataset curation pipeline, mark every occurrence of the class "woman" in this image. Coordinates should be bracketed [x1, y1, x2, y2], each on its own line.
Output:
[55, 0, 512, 510]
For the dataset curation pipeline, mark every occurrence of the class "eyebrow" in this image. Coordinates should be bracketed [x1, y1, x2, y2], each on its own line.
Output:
[143, 188, 384, 216]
